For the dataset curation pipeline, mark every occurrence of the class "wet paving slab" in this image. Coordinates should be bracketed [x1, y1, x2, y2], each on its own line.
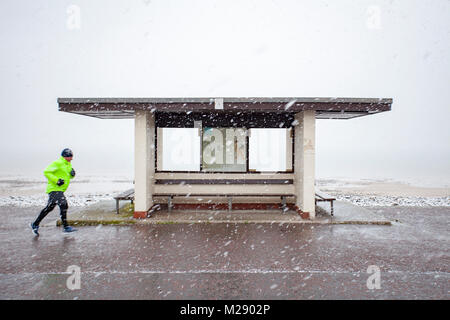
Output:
[0, 205, 448, 299]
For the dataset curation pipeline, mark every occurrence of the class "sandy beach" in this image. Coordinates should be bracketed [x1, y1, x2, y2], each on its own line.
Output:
[317, 179, 450, 197]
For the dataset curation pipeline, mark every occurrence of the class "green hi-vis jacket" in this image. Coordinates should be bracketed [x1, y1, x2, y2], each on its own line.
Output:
[43, 157, 74, 193]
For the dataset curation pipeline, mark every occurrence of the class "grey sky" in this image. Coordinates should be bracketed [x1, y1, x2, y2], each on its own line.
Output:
[0, 0, 449, 184]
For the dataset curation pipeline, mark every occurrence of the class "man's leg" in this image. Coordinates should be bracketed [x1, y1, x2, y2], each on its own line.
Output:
[33, 192, 57, 227]
[57, 193, 77, 232]
[55, 192, 69, 229]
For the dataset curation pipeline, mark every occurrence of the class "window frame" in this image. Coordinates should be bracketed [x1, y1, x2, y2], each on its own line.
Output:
[155, 126, 295, 174]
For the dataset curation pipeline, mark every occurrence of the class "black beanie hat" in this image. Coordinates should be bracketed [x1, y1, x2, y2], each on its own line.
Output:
[61, 148, 73, 157]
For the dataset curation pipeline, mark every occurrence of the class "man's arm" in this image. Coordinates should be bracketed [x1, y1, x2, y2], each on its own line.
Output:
[43, 162, 59, 184]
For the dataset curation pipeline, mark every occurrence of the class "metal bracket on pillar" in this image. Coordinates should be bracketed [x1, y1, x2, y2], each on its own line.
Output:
[214, 98, 224, 110]
[281, 196, 287, 212]
[168, 195, 173, 212]
[227, 196, 232, 211]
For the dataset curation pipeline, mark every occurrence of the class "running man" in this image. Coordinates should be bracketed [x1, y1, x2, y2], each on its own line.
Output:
[31, 148, 77, 235]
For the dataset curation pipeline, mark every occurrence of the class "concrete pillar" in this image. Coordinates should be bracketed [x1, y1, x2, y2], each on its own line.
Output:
[156, 127, 163, 171]
[294, 111, 316, 219]
[286, 128, 293, 171]
[134, 110, 155, 218]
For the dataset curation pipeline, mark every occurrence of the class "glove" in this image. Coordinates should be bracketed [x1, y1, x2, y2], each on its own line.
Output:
[70, 169, 76, 177]
[57, 179, 65, 186]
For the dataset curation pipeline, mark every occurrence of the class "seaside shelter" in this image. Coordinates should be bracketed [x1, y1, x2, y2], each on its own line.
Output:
[58, 97, 392, 219]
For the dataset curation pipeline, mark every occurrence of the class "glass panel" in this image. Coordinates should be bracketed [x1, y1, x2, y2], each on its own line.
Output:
[158, 128, 200, 171]
[249, 128, 291, 172]
[202, 127, 247, 172]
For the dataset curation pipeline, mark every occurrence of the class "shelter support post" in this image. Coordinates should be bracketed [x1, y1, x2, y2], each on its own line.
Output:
[134, 110, 155, 218]
[294, 111, 316, 219]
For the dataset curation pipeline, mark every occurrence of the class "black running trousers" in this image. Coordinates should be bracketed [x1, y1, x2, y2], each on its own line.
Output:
[33, 191, 68, 228]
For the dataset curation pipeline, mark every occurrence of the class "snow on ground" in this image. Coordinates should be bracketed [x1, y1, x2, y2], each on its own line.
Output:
[0, 175, 448, 208]
[317, 177, 450, 207]
[0, 174, 133, 207]
[333, 194, 450, 207]
[0, 194, 115, 207]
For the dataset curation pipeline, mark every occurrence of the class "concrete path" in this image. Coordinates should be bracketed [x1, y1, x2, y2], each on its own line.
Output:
[62, 199, 392, 226]
[0, 204, 448, 300]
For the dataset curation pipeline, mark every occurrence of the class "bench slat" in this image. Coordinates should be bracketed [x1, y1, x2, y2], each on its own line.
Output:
[315, 190, 336, 201]
[114, 189, 135, 199]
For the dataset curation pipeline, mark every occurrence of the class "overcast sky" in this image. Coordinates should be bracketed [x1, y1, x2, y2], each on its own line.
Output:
[0, 0, 449, 185]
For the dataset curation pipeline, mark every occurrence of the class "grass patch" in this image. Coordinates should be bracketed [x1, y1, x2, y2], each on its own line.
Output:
[120, 202, 135, 216]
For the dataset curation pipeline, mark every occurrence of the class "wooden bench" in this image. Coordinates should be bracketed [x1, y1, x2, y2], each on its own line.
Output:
[315, 190, 336, 216]
[113, 189, 134, 214]
[153, 179, 296, 213]
[154, 193, 294, 212]
[114, 188, 335, 216]
[113, 189, 293, 214]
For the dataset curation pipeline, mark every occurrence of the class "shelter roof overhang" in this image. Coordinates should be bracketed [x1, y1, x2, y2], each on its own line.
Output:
[58, 97, 392, 121]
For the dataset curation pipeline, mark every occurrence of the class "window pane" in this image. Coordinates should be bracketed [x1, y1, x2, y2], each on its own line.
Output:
[249, 128, 291, 172]
[158, 128, 200, 171]
[202, 127, 247, 172]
